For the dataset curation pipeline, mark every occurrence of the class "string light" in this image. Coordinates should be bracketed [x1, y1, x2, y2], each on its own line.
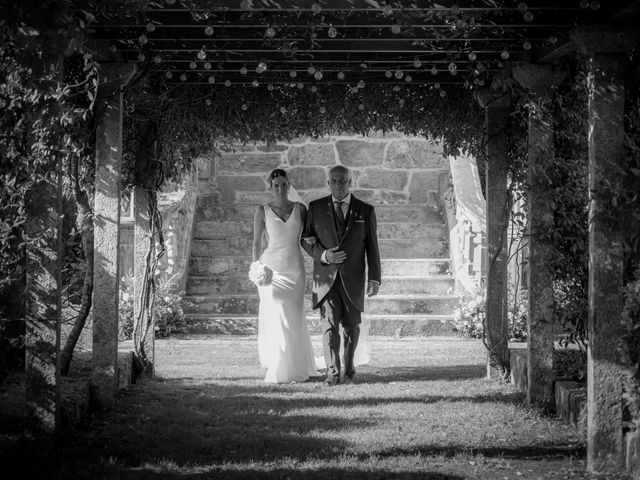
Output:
[179, 73, 187, 81]
[311, 85, 318, 93]
[395, 69, 403, 79]
[252, 79, 259, 87]
[240, 65, 248, 75]
[391, 24, 401, 34]
[523, 41, 532, 50]
[197, 49, 207, 60]
[523, 11, 534, 22]
[240, 0, 251, 9]
[242, 103, 248, 110]
[385, 70, 392, 78]
[165, 71, 173, 79]
[204, 61, 212, 70]
[311, 2, 321, 14]
[448, 62, 457, 73]
[290, 70, 297, 78]
[399, 99, 405, 106]
[358, 103, 365, 111]
[208, 75, 215, 83]
[153, 54, 162, 64]
[440, 90, 446, 97]
[517, 2, 528, 12]
[450, 4, 460, 15]
[224, 79, 231, 86]
[189, 61, 197, 69]
[393, 85, 400, 92]
[297, 82, 304, 89]
[405, 75, 412, 83]
[138, 52, 146, 62]
[328, 26, 338, 38]
[204, 26, 214, 36]
[256, 61, 267, 73]
[307, 65, 316, 75]
[382, 3, 393, 16]
[265, 26, 276, 38]
[590, 1, 600, 9]
[314, 70, 323, 80]
[108, 43, 117, 53]
[267, 84, 274, 91]
[357, 80, 365, 88]
[337, 71, 345, 80]
[430, 66, 438, 75]
[468, 52, 477, 61]
[205, 98, 211, 106]
[500, 50, 510, 60]
[319, 106, 326, 114]
[280, 106, 287, 114]
[146, 22, 155, 32]
[138, 34, 148, 45]
[413, 58, 422, 69]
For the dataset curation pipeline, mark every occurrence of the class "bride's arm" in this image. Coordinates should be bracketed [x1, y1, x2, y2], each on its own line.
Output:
[252, 206, 266, 261]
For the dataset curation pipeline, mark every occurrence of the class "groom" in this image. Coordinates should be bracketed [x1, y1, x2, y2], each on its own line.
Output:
[302, 165, 381, 385]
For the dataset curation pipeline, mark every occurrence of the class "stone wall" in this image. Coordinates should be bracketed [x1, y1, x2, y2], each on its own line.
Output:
[200, 133, 449, 205]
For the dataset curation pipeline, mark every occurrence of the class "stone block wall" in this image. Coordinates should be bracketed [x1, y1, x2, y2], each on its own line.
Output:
[203, 134, 449, 205]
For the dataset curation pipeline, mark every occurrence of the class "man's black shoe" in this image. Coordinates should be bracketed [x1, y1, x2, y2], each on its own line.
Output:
[344, 372, 356, 383]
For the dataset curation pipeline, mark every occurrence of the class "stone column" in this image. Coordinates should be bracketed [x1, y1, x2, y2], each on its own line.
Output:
[571, 26, 639, 474]
[92, 64, 136, 408]
[24, 55, 64, 435]
[133, 186, 154, 377]
[513, 64, 565, 410]
[476, 90, 511, 380]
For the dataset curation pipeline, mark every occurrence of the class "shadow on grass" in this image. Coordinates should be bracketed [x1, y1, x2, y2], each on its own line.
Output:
[357, 364, 486, 383]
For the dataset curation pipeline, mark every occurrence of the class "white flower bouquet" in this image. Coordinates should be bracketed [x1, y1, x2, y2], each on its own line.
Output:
[249, 260, 273, 287]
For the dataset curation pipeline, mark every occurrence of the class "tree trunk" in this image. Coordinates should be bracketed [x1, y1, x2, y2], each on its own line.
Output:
[60, 157, 94, 376]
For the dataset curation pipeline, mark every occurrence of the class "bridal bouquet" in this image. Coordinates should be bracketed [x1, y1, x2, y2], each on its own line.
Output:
[249, 260, 273, 287]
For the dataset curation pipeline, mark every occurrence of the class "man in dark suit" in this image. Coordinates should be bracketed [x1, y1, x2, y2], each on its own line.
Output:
[302, 165, 381, 385]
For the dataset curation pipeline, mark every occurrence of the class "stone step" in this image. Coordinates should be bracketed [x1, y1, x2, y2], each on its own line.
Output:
[195, 199, 444, 224]
[186, 274, 455, 296]
[192, 220, 445, 241]
[183, 313, 456, 337]
[189, 256, 452, 277]
[183, 294, 457, 316]
[190, 237, 448, 258]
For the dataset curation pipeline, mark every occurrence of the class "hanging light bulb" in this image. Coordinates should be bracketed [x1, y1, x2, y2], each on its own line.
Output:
[413, 58, 422, 69]
[517, 2, 528, 12]
[290, 70, 297, 78]
[590, 1, 600, 9]
[385, 70, 392, 78]
[478, 79, 485, 86]
[224, 79, 231, 87]
[382, 3, 393, 16]
[252, 79, 259, 87]
[357, 79, 365, 88]
[280, 106, 287, 114]
[108, 43, 117, 53]
[440, 90, 446, 97]
[430, 66, 438, 75]
[297, 82, 304, 89]
[204, 26, 214, 36]
[450, 4, 460, 15]
[579, 0, 589, 7]
[265, 26, 276, 38]
[138, 34, 148, 45]
[180, 73, 187, 81]
[393, 85, 400, 92]
[205, 98, 211, 106]
[434, 82, 440, 89]
[256, 61, 267, 73]
[311, 85, 318, 93]
[523, 10, 534, 22]
[138, 52, 146, 62]
[153, 54, 162, 64]
[314, 70, 323, 80]
[197, 49, 207, 60]
[351, 86, 359, 93]
[165, 71, 173, 79]
[189, 61, 197, 69]
[337, 71, 345, 80]
[468, 51, 477, 61]
[523, 41, 532, 51]
[307, 65, 316, 75]
[500, 50, 510, 60]
[204, 61, 212, 70]
[395, 69, 404, 79]
[448, 62, 457, 73]
[311, 2, 321, 14]
[399, 98, 405, 106]
[242, 103, 248, 110]
[319, 106, 326, 114]
[208, 75, 215, 83]
[391, 24, 401, 34]
[358, 103, 365, 111]
[267, 83, 274, 91]
[146, 22, 155, 32]
[240, 65, 248, 75]
[549, 36, 558, 44]
[240, 0, 251, 9]
[327, 26, 338, 38]
[405, 75, 412, 83]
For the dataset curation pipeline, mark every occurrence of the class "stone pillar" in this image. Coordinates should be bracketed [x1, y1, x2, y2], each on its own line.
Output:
[513, 64, 565, 410]
[476, 90, 511, 380]
[571, 26, 639, 474]
[24, 55, 64, 435]
[92, 64, 136, 408]
[133, 186, 154, 377]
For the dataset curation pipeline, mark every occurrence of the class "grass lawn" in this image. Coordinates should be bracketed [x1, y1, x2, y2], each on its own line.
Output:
[1, 336, 631, 480]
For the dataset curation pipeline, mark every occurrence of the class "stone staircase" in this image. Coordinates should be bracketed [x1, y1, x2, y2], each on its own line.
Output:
[183, 195, 458, 336]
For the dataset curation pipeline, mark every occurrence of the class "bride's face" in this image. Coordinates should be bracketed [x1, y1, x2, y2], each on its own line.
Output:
[270, 176, 289, 200]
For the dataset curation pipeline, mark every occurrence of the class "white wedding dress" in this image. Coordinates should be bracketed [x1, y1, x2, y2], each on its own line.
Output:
[257, 203, 320, 383]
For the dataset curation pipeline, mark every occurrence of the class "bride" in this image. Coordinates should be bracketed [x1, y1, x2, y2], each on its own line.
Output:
[251, 169, 319, 383]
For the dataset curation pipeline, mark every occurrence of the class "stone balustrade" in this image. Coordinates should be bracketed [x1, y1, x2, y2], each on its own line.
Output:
[445, 155, 486, 295]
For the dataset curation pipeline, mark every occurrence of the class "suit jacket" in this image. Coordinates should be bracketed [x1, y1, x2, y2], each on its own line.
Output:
[302, 194, 381, 311]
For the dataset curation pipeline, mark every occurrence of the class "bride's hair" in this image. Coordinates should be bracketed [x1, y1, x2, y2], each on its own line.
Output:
[268, 168, 289, 186]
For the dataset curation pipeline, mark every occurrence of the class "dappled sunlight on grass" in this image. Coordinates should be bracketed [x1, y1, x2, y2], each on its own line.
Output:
[3, 336, 629, 480]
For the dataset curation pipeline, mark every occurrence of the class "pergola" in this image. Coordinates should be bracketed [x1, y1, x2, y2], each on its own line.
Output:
[22, 0, 640, 475]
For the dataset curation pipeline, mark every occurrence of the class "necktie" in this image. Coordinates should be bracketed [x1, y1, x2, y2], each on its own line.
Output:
[335, 201, 345, 233]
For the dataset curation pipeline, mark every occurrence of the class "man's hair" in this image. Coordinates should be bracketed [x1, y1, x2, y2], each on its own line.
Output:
[268, 168, 289, 185]
[329, 165, 351, 179]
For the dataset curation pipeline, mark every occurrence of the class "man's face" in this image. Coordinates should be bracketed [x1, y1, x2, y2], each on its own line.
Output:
[328, 170, 351, 200]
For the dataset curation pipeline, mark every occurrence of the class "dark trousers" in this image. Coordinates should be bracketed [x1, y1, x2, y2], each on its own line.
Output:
[319, 274, 361, 379]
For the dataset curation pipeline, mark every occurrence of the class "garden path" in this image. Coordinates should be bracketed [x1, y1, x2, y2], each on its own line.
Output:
[6, 337, 631, 480]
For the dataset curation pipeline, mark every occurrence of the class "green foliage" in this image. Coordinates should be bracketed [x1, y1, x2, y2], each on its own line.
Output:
[452, 283, 528, 342]
[119, 273, 191, 341]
